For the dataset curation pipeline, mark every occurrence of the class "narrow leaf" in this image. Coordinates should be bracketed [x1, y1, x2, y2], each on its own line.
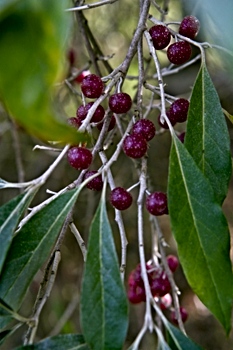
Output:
[0, 188, 79, 310]
[0, 189, 36, 274]
[80, 186, 128, 350]
[168, 136, 233, 334]
[185, 64, 231, 203]
[14, 334, 89, 350]
[0, 323, 22, 346]
[166, 322, 203, 350]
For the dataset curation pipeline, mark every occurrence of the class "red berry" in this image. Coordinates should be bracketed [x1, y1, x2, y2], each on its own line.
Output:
[158, 111, 176, 129]
[159, 293, 172, 310]
[84, 170, 103, 191]
[146, 192, 168, 216]
[149, 25, 171, 50]
[123, 134, 147, 159]
[110, 187, 132, 210]
[179, 15, 200, 39]
[170, 307, 188, 325]
[127, 285, 146, 304]
[67, 146, 92, 170]
[169, 98, 189, 123]
[109, 93, 132, 114]
[76, 102, 105, 125]
[150, 271, 171, 297]
[67, 117, 80, 129]
[167, 255, 179, 272]
[97, 115, 116, 132]
[75, 70, 91, 83]
[167, 41, 192, 65]
[132, 119, 156, 141]
[178, 132, 186, 143]
[81, 74, 104, 98]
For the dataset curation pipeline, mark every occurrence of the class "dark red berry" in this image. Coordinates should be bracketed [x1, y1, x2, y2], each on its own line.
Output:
[146, 192, 168, 216]
[167, 255, 179, 272]
[132, 119, 156, 141]
[170, 307, 188, 325]
[97, 115, 116, 132]
[76, 102, 105, 125]
[149, 25, 171, 50]
[81, 74, 104, 98]
[158, 111, 176, 129]
[75, 70, 91, 83]
[84, 170, 103, 191]
[179, 15, 200, 39]
[110, 187, 132, 210]
[67, 146, 92, 170]
[169, 98, 189, 123]
[159, 293, 172, 310]
[67, 117, 80, 129]
[167, 41, 192, 65]
[128, 285, 146, 304]
[178, 132, 186, 143]
[150, 271, 171, 297]
[123, 134, 147, 159]
[109, 93, 132, 114]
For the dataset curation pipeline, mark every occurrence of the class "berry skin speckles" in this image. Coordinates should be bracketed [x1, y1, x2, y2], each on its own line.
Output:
[110, 187, 133, 210]
[81, 74, 104, 98]
[149, 25, 171, 50]
[123, 134, 148, 159]
[179, 15, 200, 39]
[109, 93, 132, 114]
[167, 41, 192, 65]
[67, 146, 92, 170]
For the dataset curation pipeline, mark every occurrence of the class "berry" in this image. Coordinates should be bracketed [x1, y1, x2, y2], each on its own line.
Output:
[110, 187, 132, 210]
[149, 25, 171, 50]
[67, 117, 80, 129]
[84, 170, 103, 191]
[127, 285, 146, 304]
[167, 41, 192, 65]
[97, 115, 116, 132]
[109, 93, 132, 114]
[146, 192, 168, 216]
[76, 102, 105, 125]
[81, 74, 104, 98]
[158, 111, 176, 129]
[75, 70, 91, 83]
[167, 255, 179, 272]
[123, 134, 147, 159]
[179, 15, 200, 39]
[178, 132, 186, 143]
[170, 307, 188, 325]
[150, 272, 171, 297]
[67, 146, 92, 170]
[159, 293, 172, 310]
[169, 98, 189, 123]
[132, 119, 156, 141]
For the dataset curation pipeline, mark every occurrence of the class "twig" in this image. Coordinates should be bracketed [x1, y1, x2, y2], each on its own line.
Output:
[66, 0, 118, 12]
[70, 223, 87, 261]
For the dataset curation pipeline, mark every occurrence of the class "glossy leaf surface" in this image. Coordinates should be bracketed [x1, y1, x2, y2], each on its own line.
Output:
[0, 189, 79, 310]
[81, 188, 128, 350]
[185, 65, 231, 203]
[168, 136, 233, 334]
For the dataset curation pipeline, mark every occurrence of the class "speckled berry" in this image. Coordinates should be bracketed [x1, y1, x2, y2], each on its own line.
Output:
[110, 187, 132, 210]
[149, 25, 171, 50]
[179, 15, 200, 39]
[67, 117, 80, 129]
[146, 192, 168, 216]
[81, 74, 104, 98]
[84, 170, 103, 191]
[167, 255, 179, 272]
[132, 119, 156, 141]
[123, 134, 147, 159]
[170, 307, 188, 325]
[150, 271, 171, 297]
[158, 111, 177, 129]
[97, 115, 116, 132]
[169, 98, 189, 123]
[167, 41, 192, 65]
[67, 146, 92, 170]
[109, 93, 132, 114]
[76, 102, 105, 124]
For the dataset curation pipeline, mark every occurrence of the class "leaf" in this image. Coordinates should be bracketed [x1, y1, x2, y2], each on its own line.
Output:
[0, 189, 36, 274]
[0, 188, 80, 311]
[166, 322, 203, 350]
[168, 136, 233, 334]
[0, 323, 22, 346]
[185, 64, 232, 204]
[0, 0, 89, 144]
[80, 184, 128, 350]
[14, 334, 90, 350]
[155, 326, 172, 350]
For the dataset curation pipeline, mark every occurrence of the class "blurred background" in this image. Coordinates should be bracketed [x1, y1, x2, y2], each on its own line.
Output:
[1, 0, 233, 349]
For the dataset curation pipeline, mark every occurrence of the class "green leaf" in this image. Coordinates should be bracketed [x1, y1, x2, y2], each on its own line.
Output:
[168, 136, 233, 334]
[0, 0, 89, 144]
[14, 334, 90, 350]
[0, 188, 80, 311]
[0, 323, 22, 346]
[80, 185, 128, 350]
[185, 64, 232, 203]
[0, 189, 36, 274]
[166, 322, 203, 350]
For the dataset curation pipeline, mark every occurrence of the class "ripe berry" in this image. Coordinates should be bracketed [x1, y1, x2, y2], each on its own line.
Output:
[167, 41, 192, 65]
[97, 115, 116, 132]
[169, 98, 189, 123]
[76, 102, 105, 125]
[158, 111, 176, 129]
[170, 307, 188, 325]
[110, 187, 132, 210]
[67, 146, 92, 170]
[146, 192, 168, 216]
[81, 74, 104, 98]
[84, 170, 103, 191]
[150, 271, 171, 297]
[67, 117, 80, 129]
[75, 70, 91, 83]
[132, 119, 156, 141]
[109, 93, 132, 114]
[123, 134, 147, 159]
[167, 255, 179, 272]
[149, 25, 171, 50]
[178, 132, 186, 143]
[179, 15, 200, 39]
[127, 285, 146, 304]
